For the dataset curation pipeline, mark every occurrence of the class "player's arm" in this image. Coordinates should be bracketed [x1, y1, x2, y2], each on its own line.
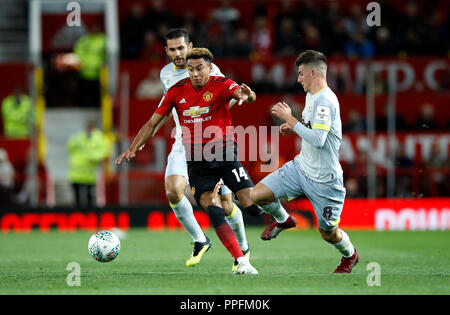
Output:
[115, 112, 166, 164]
[233, 83, 256, 105]
[272, 102, 328, 149]
[150, 111, 172, 137]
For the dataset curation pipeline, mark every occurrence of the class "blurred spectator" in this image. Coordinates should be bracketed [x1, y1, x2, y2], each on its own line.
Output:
[423, 143, 450, 196]
[144, 0, 174, 33]
[120, 4, 146, 59]
[327, 18, 348, 56]
[274, 17, 299, 57]
[139, 30, 165, 60]
[212, 0, 241, 47]
[327, 61, 352, 93]
[394, 146, 414, 198]
[212, 0, 241, 31]
[414, 102, 439, 130]
[344, 31, 375, 58]
[250, 16, 274, 60]
[67, 120, 109, 207]
[1, 86, 34, 138]
[374, 27, 398, 56]
[228, 27, 252, 57]
[342, 3, 369, 37]
[297, 0, 324, 29]
[300, 22, 327, 53]
[0, 148, 15, 205]
[375, 103, 408, 131]
[74, 23, 106, 107]
[136, 68, 164, 99]
[343, 110, 366, 132]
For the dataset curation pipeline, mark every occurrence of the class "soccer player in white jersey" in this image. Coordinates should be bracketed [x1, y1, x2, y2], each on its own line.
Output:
[251, 50, 359, 273]
[149, 28, 254, 269]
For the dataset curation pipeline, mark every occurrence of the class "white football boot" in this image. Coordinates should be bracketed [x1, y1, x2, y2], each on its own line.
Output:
[232, 257, 259, 275]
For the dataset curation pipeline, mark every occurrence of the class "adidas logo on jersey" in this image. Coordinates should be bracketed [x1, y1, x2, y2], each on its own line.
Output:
[179, 98, 186, 104]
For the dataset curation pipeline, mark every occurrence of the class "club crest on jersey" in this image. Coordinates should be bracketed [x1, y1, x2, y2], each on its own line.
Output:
[202, 91, 213, 102]
[183, 106, 210, 118]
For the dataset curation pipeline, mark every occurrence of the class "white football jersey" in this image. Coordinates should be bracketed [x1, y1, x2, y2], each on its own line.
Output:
[294, 87, 343, 183]
[159, 62, 224, 142]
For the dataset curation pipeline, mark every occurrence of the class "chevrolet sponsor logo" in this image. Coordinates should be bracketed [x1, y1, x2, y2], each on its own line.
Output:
[183, 106, 210, 118]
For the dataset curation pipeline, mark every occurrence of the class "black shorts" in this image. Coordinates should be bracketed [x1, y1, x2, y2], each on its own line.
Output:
[187, 160, 254, 206]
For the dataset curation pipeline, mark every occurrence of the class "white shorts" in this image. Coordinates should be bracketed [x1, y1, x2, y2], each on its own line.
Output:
[165, 141, 232, 195]
[261, 160, 346, 231]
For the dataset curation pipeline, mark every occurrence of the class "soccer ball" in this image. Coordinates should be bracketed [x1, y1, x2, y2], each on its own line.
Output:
[88, 230, 121, 262]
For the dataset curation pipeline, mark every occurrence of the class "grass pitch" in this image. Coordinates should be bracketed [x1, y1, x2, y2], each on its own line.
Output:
[0, 227, 449, 295]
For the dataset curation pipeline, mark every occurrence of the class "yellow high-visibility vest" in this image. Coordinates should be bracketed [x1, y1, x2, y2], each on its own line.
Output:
[1, 94, 33, 138]
[74, 33, 107, 81]
[67, 129, 109, 184]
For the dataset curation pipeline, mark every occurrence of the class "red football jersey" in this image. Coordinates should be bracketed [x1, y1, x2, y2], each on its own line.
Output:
[155, 76, 240, 145]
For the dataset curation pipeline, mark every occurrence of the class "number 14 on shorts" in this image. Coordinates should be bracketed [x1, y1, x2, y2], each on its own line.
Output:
[232, 167, 249, 182]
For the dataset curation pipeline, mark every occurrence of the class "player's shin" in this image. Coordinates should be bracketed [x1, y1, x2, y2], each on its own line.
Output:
[170, 196, 206, 243]
[207, 205, 244, 260]
[332, 229, 355, 258]
[225, 203, 248, 252]
[261, 199, 289, 223]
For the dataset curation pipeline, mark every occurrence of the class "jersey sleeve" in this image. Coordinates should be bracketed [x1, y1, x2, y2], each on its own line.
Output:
[154, 91, 173, 116]
[311, 98, 335, 133]
[223, 78, 241, 101]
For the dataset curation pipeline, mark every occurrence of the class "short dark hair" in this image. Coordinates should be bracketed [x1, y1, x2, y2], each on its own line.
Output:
[186, 48, 214, 64]
[165, 28, 190, 44]
[295, 50, 327, 68]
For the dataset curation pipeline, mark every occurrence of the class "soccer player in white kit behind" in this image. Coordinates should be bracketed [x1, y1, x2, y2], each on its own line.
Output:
[250, 50, 359, 273]
[146, 29, 252, 269]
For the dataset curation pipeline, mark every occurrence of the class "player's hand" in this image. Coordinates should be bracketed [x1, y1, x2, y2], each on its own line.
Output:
[115, 149, 136, 165]
[237, 84, 253, 105]
[272, 102, 292, 121]
[211, 178, 224, 205]
[280, 122, 295, 135]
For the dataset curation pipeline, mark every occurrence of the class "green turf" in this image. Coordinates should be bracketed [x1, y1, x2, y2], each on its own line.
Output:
[0, 228, 449, 294]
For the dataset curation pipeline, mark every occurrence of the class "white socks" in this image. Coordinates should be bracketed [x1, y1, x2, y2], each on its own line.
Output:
[261, 200, 289, 223]
[225, 203, 249, 252]
[170, 195, 206, 243]
[333, 230, 355, 258]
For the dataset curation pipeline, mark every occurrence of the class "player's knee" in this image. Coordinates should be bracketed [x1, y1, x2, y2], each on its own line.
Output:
[165, 186, 184, 204]
[165, 179, 186, 204]
[319, 228, 339, 243]
[250, 188, 266, 206]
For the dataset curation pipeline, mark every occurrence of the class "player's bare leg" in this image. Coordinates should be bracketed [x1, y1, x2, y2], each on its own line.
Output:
[234, 187, 263, 216]
[320, 227, 358, 273]
[251, 182, 297, 240]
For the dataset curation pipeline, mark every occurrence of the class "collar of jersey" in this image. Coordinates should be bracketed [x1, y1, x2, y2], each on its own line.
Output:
[173, 64, 187, 71]
[311, 86, 328, 96]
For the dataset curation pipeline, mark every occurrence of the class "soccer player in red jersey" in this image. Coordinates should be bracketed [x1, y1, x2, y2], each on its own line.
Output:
[116, 48, 258, 274]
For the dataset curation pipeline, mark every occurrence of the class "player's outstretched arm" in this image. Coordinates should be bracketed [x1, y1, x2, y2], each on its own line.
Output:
[151, 112, 173, 137]
[115, 112, 165, 165]
[234, 83, 256, 105]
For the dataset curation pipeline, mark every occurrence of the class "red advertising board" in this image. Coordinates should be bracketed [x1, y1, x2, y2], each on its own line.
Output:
[1, 198, 448, 233]
[286, 198, 450, 231]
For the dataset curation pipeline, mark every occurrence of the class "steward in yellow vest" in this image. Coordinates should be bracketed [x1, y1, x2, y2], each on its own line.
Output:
[67, 122, 109, 206]
[1, 88, 34, 138]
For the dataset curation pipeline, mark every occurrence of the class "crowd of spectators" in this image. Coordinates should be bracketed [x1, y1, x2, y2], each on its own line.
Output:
[120, 0, 449, 61]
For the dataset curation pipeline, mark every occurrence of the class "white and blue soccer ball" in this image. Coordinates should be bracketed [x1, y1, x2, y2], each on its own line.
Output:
[88, 230, 121, 262]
